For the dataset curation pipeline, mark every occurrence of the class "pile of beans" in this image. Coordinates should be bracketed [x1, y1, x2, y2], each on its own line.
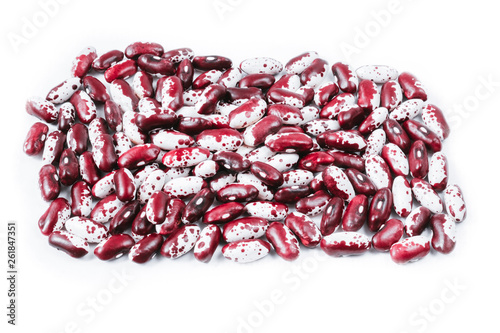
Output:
[24, 42, 467, 264]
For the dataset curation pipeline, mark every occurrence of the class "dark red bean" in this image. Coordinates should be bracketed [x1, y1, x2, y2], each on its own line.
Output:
[177, 117, 213, 135]
[344, 168, 377, 196]
[309, 175, 326, 192]
[430, 214, 456, 254]
[383, 119, 411, 153]
[129, 233, 163, 263]
[213, 151, 251, 172]
[117, 144, 161, 170]
[104, 59, 137, 83]
[216, 184, 259, 202]
[132, 205, 155, 236]
[402, 119, 442, 152]
[92, 134, 117, 172]
[298, 152, 335, 172]
[243, 115, 282, 147]
[266, 222, 300, 261]
[192, 55, 232, 71]
[342, 194, 368, 231]
[93, 50, 124, 71]
[327, 151, 365, 172]
[136, 107, 178, 132]
[94, 234, 135, 260]
[39, 198, 70, 235]
[157, 198, 185, 235]
[102, 101, 122, 132]
[372, 219, 404, 251]
[338, 106, 366, 129]
[380, 80, 402, 110]
[196, 84, 226, 115]
[182, 188, 215, 224]
[59, 148, 79, 186]
[332, 62, 357, 93]
[48, 231, 89, 258]
[368, 188, 393, 232]
[176, 59, 194, 90]
[113, 168, 136, 202]
[66, 123, 88, 155]
[24, 122, 49, 156]
[250, 161, 284, 187]
[125, 42, 164, 59]
[226, 87, 264, 102]
[274, 185, 312, 203]
[276, 125, 304, 134]
[239, 73, 275, 89]
[295, 190, 331, 216]
[398, 72, 427, 101]
[357, 80, 379, 112]
[408, 140, 429, 179]
[79, 151, 100, 186]
[109, 200, 141, 235]
[39, 164, 60, 201]
[83, 76, 110, 103]
[285, 212, 322, 248]
[405, 206, 432, 237]
[137, 54, 175, 75]
[265, 132, 313, 153]
[203, 202, 245, 224]
[71, 181, 92, 217]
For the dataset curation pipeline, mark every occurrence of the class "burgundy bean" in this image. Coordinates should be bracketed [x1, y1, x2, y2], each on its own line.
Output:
[405, 206, 432, 237]
[368, 188, 393, 232]
[71, 47, 97, 78]
[327, 151, 365, 172]
[285, 212, 322, 248]
[321, 232, 371, 257]
[398, 72, 427, 101]
[24, 122, 49, 156]
[383, 118, 411, 153]
[145, 191, 170, 224]
[226, 87, 263, 102]
[295, 188, 331, 217]
[203, 202, 245, 224]
[380, 80, 402, 110]
[192, 55, 232, 71]
[66, 123, 88, 155]
[92, 134, 117, 172]
[57, 102, 76, 132]
[216, 184, 258, 202]
[195, 84, 226, 115]
[331, 62, 358, 93]
[344, 168, 377, 196]
[137, 54, 175, 75]
[162, 47, 194, 63]
[39, 198, 70, 235]
[342, 194, 368, 231]
[309, 174, 326, 192]
[26, 97, 58, 123]
[250, 161, 284, 187]
[48, 231, 89, 258]
[408, 140, 429, 179]
[402, 119, 442, 152]
[213, 151, 251, 172]
[275, 126, 304, 135]
[160, 224, 200, 259]
[274, 185, 311, 203]
[113, 168, 136, 202]
[109, 200, 141, 235]
[71, 181, 92, 217]
[129, 233, 163, 263]
[265, 132, 313, 153]
[156, 198, 186, 235]
[93, 50, 124, 71]
[239, 73, 275, 89]
[83, 76, 110, 103]
[42, 130, 66, 165]
[422, 104, 450, 141]
[357, 80, 380, 112]
[338, 106, 366, 129]
[136, 107, 178, 132]
[177, 116, 213, 135]
[298, 152, 335, 173]
[94, 234, 135, 260]
[182, 188, 215, 223]
[390, 236, 430, 264]
[267, 88, 305, 108]
[117, 144, 160, 170]
[39, 164, 60, 201]
[59, 148, 79, 186]
[176, 59, 194, 90]
[266, 222, 300, 261]
[317, 130, 366, 152]
[79, 152, 100, 186]
[242, 115, 282, 147]
[104, 59, 137, 83]
[131, 205, 155, 236]
[430, 214, 456, 254]
[101, 101, 122, 132]
[322, 165, 355, 201]
[372, 218, 404, 251]
[267, 104, 303, 125]
[194, 225, 221, 263]
[192, 70, 222, 90]
[125, 42, 164, 59]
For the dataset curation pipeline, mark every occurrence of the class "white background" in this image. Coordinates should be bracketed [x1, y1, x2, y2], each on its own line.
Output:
[1, 0, 499, 332]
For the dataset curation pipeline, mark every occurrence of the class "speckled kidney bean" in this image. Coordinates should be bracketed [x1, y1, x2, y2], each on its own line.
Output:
[405, 206, 431, 237]
[163, 176, 206, 199]
[123, 111, 147, 144]
[149, 129, 193, 151]
[71, 46, 96, 78]
[71, 181, 92, 217]
[91, 193, 126, 223]
[398, 72, 427, 101]
[70, 90, 97, 124]
[325, 152, 362, 172]
[193, 160, 219, 178]
[238, 57, 282, 75]
[38, 198, 70, 235]
[358, 107, 388, 135]
[267, 88, 305, 108]
[337, 105, 364, 130]
[309, 173, 326, 192]
[91, 170, 116, 198]
[226, 87, 263, 103]
[322, 165, 355, 201]
[411, 178, 443, 214]
[222, 239, 271, 263]
[42, 130, 65, 165]
[267, 104, 303, 125]
[83, 76, 110, 102]
[381, 143, 409, 177]
[137, 169, 166, 203]
[182, 188, 215, 224]
[201, 202, 242, 225]
[104, 59, 137, 83]
[125, 42, 163, 59]
[245, 201, 288, 221]
[380, 80, 402, 111]
[300, 58, 328, 88]
[110, 79, 139, 113]
[368, 188, 393, 232]
[66, 216, 109, 243]
[383, 118, 410, 153]
[26, 97, 58, 123]
[194, 84, 226, 115]
[24, 122, 49, 156]
[217, 68, 243, 88]
[135, 108, 177, 132]
[295, 190, 330, 216]
[363, 129, 385, 158]
[344, 168, 376, 196]
[281, 169, 314, 187]
[79, 152, 100, 186]
[174, 59, 193, 90]
[160, 224, 200, 259]
[57, 102, 75, 132]
[266, 222, 300, 261]
[192, 55, 232, 71]
[392, 176, 412, 218]
[94, 234, 135, 260]
[216, 184, 258, 203]
[431, 214, 456, 254]
[428, 152, 448, 191]
[265, 132, 313, 154]
[314, 81, 339, 107]
[317, 130, 366, 152]
[297, 152, 334, 173]
[356, 65, 398, 83]
[92, 134, 117, 172]
[112, 132, 132, 157]
[248, 161, 282, 187]
[153, 198, 183, 235]
[195, 128, 242, 152]
[271, 74, 301, 91]
[319, 197, 343, 236]
[365, 155, 392, 190]
[273, 185, 310, 203]
[49, 231, 89, 258]
[284, 51, 318, 74]
[389, 99, 423, 122]
[39, 164, 60, 201]
[46, 77, 81, 105]
[137, 54, 175, 75]
[331, 62, 358, 93]
[93, 50, 124, 71]
[421, 104, 450, 141]
[132, 71, 154, 99]
[239, 73, 275, 89]
[192, 70, 222, 90]
[192, 224, 220, 263]
[59, 149, 79, 186]
[408, 140, 428, 179]
[371, 218, 404, 251]
[158, 76, 184, 111]
[213, 151, 250, 172]
[101, 102, 122, 132]
[319, 93, 356, 119]
[116, 144, 159, 170]
[321, 232, 371, 257]
[129, 233, 163, 263]
[161, 47, 194, 63]
[286, 212, 322, 248]
[390, 236, 430, 264]
[113, 168, 136, 202]
[222, 217, 267, 243]
[228, 98, 267, 129]
[109, 200, 141, 235]
[130, 205, 153, 236]
[444, 185, 466, 222]
[403, 119, 442, 152]
[88, 117, 108, 143]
